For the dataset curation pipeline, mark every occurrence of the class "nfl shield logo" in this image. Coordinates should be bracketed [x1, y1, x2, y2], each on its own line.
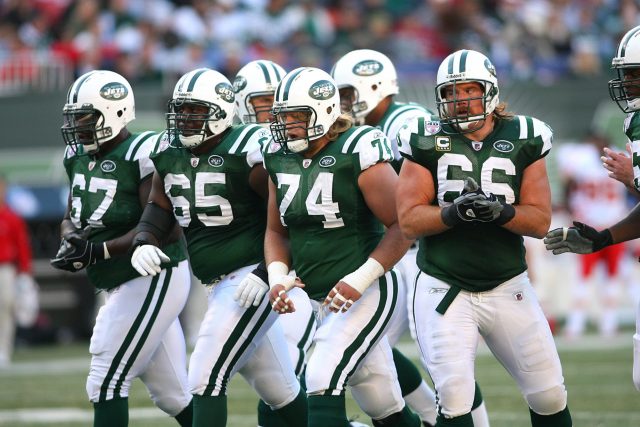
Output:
[88, 161, 96, 171]
[302, 159, 312, 168]
[472, 141, 483, 151]
[190, 157, 200, 168]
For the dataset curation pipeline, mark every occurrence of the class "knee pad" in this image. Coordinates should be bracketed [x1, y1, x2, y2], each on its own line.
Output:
[436, 375, 475, 418]
[526, 385, 567, 415]
[633, 334, 640, 391]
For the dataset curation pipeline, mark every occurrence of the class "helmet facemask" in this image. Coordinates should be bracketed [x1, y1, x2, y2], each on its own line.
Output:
[271, 107, 321, 154]
[338, 86, 367, 124]
[166, 98, 228, 149]
[61, 105, 110, 155]
[608, 66, 640, 113]
[436, 79, 498, 134]
[244, 93, 275, 125]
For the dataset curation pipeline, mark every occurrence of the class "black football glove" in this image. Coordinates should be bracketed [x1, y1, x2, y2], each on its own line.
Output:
[50, 226, 105, 272]
[544, 221, 613, 255]
[442, 177, 500, 225]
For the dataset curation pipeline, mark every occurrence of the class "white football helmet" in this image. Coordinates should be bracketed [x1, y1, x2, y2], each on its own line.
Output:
[233, 60, 286, 126]
[435, 49, 499, 133]
[331, 49, 398, 124]
[167, 68, 236, 148]
[61, 70, 135, 154]
[609, 25, 640, 113]
[271, 67, 341, 153]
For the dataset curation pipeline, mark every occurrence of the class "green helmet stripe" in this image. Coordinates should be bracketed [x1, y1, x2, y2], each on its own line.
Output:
[620, 27, 640, 57]
[257, 61, 271, 85]
[459, 50, 468, 73]
[71, 71, 96, 103]
[186, 69, 208, 92]
[447, 54, 455, 74]
[418, 116, 425, 136]
[282, 68, 305, 102]
[269, 62, 283, 81]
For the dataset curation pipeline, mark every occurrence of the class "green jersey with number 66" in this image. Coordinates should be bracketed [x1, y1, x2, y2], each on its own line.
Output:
[264, 125, 394, 300]
[151, 124, 269, 284]
[63, 131, 186, 290]
[398, 115, 552, 292]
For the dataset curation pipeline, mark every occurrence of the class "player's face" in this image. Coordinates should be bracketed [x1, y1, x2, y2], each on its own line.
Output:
[622, 68, 640, 97]
[174, 103, 210, 136]
[277, 110, 310, 141]
[442, 81, 485, 118]
[63, 111, 100, 145]
[339, 87, 357, 114]
[250, 94, 275, 123]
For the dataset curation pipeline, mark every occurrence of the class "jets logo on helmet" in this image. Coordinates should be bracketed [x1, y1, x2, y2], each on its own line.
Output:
[609, 25, 640, 113]
[215, 83, 235, 103]
[309, 80, 336, 100]
[233, 75, 247, 92]
[99, 82, 128, 100]
[353, 60, 383, 76]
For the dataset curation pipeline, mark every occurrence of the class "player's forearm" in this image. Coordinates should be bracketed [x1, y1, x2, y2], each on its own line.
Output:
[500, 204, 550, 238]
[398, 204, 449, 239]
[609, 202, 640, 244]
[264, 227, 291, 267]
[370, 222, 415, 271]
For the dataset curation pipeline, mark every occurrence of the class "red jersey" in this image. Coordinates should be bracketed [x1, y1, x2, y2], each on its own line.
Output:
[0, 204, 32, 273]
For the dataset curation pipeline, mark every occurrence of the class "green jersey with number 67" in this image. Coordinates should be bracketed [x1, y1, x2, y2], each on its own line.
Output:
[264, 125, 394, 300]
[398, 115, 552, 292]
[63, 131, 186, 290]
[151, 124, 269, 284]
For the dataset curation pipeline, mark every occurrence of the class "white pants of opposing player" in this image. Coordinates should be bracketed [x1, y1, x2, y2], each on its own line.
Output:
[0, 264, 16, 366]
[413, 271, 568, 418]
[188, 264, 300, 409]
[86, 260, 192, 416]
[305, 269, 406, 420]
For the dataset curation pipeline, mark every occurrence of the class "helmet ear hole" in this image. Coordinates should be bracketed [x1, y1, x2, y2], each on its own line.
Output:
[117, 110, 123, 117]
[326, 106, 333, 115]
[371, 84, 378, 91]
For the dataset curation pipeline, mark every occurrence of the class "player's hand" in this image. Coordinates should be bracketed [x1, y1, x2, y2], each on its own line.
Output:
[234, 272, 269, 309]
[602, 145, 634, 188]
[50, 228, 104, 272]
[323, 281, 362, 313]
[544, 221, 613, 255]
[131, 245, 170, 276]
[268, 279, 303, 314]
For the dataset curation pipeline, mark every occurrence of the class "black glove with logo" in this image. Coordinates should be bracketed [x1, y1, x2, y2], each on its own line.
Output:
[51, 226, 105, 272]
[441, 177, 503, 226]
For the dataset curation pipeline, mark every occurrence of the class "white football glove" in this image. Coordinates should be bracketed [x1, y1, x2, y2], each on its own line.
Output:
[234, 272, 269, 308]
[131, 245, 170, 276]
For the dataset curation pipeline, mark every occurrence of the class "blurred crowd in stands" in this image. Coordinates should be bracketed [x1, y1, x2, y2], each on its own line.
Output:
[1, 0, 639, 88]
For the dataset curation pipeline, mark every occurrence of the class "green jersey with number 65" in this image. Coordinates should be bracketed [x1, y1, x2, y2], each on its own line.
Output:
[398, 115, 552, 292]
[151, 124, 269, 284]
[263, 125, 394, 300]
[63, 132, 186, 290]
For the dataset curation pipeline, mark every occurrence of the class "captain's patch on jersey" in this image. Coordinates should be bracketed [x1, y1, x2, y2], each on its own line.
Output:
[100, 160, 117, 173]
[435, 136, 451, 151]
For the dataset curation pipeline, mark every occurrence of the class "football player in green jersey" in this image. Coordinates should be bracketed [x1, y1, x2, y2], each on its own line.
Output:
[546, 25, 640, 391]
[264, 67, 421, 427]
[233, 60, 319, 427]
[50, 70, 193, 427]
[397, 50, 572, 427]
[129, 68, 307, 427]
[333, 49, 490, 427]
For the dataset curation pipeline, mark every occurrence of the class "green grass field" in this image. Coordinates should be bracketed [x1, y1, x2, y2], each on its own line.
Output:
[1, 335, 639, 427]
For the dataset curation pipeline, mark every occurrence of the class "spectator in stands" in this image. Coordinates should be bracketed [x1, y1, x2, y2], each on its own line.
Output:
[0, 172, 34, 367]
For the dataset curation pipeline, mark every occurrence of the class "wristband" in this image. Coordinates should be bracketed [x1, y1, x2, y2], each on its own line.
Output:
[494, 203, 515, 225]
[267, 261, 296, 291]
[341, 258, 385, 294]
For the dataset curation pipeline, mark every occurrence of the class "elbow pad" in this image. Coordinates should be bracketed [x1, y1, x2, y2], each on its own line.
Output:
[133, 202, 176, 249]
